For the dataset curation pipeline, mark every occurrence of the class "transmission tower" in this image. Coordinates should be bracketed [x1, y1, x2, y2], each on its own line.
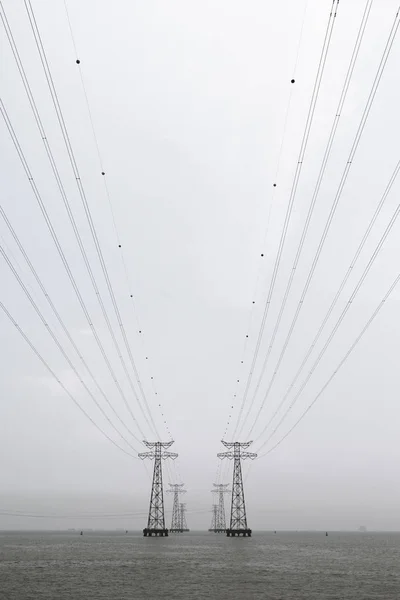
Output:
[209, 483, 230, 533]
[139, 441, 178, 537]
[179, 502, 189, 532]
[218, 441, 257, 537]
[209, 504, 219, 532]
[166, 483, 186, 533]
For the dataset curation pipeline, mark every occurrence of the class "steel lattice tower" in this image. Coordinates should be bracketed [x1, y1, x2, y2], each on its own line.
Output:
[209, 504, 219, 532]
[179, 503, 189, 532]
[212, 483, 230, 532]
[167, 483, 186, 533]
[139, 441, 178, 537]
[218, 441, 257, 537]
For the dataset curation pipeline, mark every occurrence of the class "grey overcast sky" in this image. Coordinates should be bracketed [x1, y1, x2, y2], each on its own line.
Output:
[1, 0, 400, 531]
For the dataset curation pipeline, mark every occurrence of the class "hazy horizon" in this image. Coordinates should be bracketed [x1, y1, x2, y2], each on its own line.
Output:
[1, 0, 400, 537]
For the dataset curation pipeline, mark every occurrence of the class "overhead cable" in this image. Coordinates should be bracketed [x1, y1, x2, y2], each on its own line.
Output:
[231, 0, 340, 438]
[0, 203, 142, 447]
[22, 0, 160, 438]
[246, 2, 400, 439]
[0, 240, 144, 451]
[0, 299, 138, 459]
[254, 155, 400, 446]
[0, 97, 147, 441]
[0, 1, 157, 438]
[219, 0, 309, 447]
[63, 0, 174, 443]
[255, 157, 400, 451]
[257, 271, 400, 458]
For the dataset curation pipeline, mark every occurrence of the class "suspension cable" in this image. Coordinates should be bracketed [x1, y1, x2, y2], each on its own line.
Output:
[253, 156, 400, 446]
[257, 271, 400, 458]
[231, 0, 340, 438]
[255, 160, 400, 451]
[245, 3, 400, 440]
[0, 203, 141, 447]
[218, 0, 310, 448]
[0, 97, 147, 440]
[0, 299, 139, 459]
[62, 0, 174, 443]
[23, 0, 159, 437]
[2, 0, 159, 437]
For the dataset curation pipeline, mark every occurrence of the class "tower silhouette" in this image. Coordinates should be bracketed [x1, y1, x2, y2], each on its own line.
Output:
[218, 441, 257, 537]
[209, 504, 219, 532]
[167, 483, 186, 533]
[139, 441, 177, 537]
[179, 503, 189, 532]
[208, 483, 229, 532]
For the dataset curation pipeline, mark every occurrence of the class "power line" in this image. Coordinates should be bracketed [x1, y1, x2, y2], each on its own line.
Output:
[231, 0, 340, 438]
[22, 0, 160, 438]
[217, 0, 309, 447]
[62, 0, 174, 443]
[0, 237, 143, 451]
[254, 155, 400, 446]
[218, 1, 310, 493]
[0, 507, 210, 518]
[257, 271, 400, 458]
[241, 0, 374, 437]
[0, 97, 147, 441]
[255, 157, 400, 451]
[245, 2, 400, 440]
[0, 510, 148, 519]
[0, 299, 138, 459]
[0, 203, 142, 447]
[0, 1, 156, 439]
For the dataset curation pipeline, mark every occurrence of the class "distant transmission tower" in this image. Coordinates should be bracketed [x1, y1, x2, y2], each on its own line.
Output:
[139, 441, 178, 537]
[167, 483, 186, 533]
[179, 502, 189, 532]
[209, 504, 219, 532]
[218, 441, 257, 537]
[209, 483, 229, 533]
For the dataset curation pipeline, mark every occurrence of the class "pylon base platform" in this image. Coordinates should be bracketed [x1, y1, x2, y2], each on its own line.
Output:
[226, 528, 252, 537]
[208, 528, 226, 533]
[170, 528, 190, 533]
[143, 528, 169, 537]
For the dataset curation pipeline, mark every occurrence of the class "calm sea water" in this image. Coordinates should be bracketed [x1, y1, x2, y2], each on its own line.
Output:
[0, 531, 399, 599]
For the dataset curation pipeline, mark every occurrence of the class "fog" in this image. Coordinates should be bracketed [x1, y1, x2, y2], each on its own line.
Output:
[1, 0, 400, 532]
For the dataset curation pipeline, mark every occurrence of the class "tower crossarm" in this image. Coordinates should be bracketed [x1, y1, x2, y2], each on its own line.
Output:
[139, 451, 178, 460]
[221, 440, 253, 450]
[166, 484, 186, 493]
[217, 451, 257, 460]
[142, 440, 174, 449]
